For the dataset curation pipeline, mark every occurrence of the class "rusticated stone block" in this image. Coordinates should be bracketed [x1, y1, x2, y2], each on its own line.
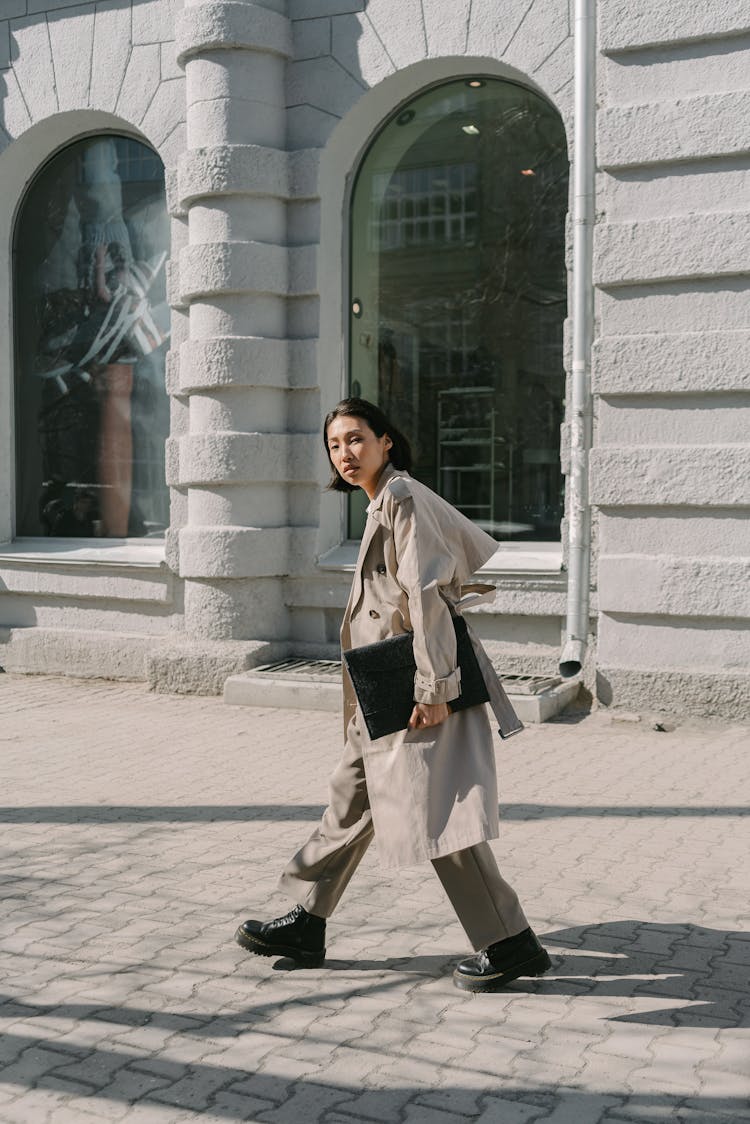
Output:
[595, 213, 750, 287]
[293, 16, 330, 61]
[287, 55, 366, 119]
[598, 612, 750, 672]
[593, 332, 750, 395]
[164, 437, 181, 487]
[179, 241, 286, 299]
[179, 526, 318, 578]
[0, 627, 153, 681]
[179, 525, 291, 578]
[178, 337, 317, 392]
[330, 11, 394, 88]
[600, 0, 750, 52]
[591, 446, 750, 507]
[596, 664, 750, 719]
[177, 1, 292, 64]
[147, 636, 283, 693]
[598, 554, 750, 619]
[10, 15, 57, 119]
[599, 280, 750, 338]
[178, 144, 288, 205]
[133, 0, 179, 46]
[291, 1, 364, 17]
[186, 49, 284, 107]
[599, 508, 750, 558]
[177, 144, 319, 208]
[289, 148, 320, 200]
[178, 432, 318, 486]
[179, 242, 316, 300]
[598, 395, 750, 447]
[116, 43, 161, 123]
[48, 8, 95, 111]
[599, 91, 750, 169]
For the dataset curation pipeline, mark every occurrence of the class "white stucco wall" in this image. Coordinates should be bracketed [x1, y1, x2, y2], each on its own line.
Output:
[0, 0, 187, 678]
[282, 0, 577, 676]
[592, 1, 750, 717]
[1, 0, 746, 718]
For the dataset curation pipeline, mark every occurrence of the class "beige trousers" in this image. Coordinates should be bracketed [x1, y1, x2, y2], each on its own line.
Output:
[278, 716, 529, 951]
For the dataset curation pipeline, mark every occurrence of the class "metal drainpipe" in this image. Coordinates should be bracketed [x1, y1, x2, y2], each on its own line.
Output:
[560, 0, 596, 679]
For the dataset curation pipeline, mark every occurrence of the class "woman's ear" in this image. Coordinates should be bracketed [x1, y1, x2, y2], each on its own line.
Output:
[384, 434, 393, 451]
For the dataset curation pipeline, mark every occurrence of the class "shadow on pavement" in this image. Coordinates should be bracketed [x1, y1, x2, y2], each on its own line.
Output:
[0, 1031, 745, 1124]
[1, 920, 747, 1029]
[1, 920, 747, 1116]
[542, 921, 750, 1028]
[1, 803, 748, 822]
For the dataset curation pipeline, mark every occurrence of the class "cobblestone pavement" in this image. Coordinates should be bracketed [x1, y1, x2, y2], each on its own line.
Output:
[0, 674, 748, 1124]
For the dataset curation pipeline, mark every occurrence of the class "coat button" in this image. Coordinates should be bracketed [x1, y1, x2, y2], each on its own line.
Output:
[369, 609, 380, 619]
[376, 564, 387, 574]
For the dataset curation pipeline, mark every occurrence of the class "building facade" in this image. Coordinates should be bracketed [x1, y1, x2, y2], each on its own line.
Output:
[0, 0, 748, 718]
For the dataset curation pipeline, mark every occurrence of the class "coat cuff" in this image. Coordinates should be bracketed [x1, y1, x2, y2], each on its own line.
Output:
[413, 667, 462, 705]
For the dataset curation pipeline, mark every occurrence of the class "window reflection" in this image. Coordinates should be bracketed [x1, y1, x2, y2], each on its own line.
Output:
[350, 79, 568, 541]
[15, 135, 170, 538]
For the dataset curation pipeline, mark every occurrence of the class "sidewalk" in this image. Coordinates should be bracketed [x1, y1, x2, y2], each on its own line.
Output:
[0, 673, 748, 1124]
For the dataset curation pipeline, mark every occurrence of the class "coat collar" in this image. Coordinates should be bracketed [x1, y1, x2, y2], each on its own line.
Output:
[365, 461, 398, 517]
[343, 462, 399, 623]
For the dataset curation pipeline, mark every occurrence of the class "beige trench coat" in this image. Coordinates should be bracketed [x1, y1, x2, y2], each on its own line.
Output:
[340, 463, 522, 869]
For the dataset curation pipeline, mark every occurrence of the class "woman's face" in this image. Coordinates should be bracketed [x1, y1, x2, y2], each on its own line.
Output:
[326, 415, 393, 499]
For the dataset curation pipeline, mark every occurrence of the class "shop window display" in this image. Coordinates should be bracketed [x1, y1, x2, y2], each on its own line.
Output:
[349, 79, 568, 541]
[14, 135, 170, 539]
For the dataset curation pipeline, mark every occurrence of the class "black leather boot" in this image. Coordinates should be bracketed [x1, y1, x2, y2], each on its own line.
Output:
[453, 927, 551, 992]
[235, 904, 326, 967]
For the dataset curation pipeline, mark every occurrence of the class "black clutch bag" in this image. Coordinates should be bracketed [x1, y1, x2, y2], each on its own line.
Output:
[342, 614, 490, 741]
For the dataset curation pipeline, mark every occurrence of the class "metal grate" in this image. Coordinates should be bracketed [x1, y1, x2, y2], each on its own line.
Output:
[254, 660, 561, 696]
[495, 673, 561, 696]
[253, 659, 342, 680]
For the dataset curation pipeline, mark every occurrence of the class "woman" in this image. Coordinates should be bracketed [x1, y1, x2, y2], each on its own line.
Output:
[235, 398, 551, 992]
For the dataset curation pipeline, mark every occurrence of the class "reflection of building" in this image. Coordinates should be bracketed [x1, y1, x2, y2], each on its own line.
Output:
[351, 82, 567, 543]
[16, 136, 170, 541]
[0, 2, 748, 720]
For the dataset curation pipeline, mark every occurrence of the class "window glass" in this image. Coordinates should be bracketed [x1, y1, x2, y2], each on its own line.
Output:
[14, 135, 170, 538]
[349, 79, 568, 540]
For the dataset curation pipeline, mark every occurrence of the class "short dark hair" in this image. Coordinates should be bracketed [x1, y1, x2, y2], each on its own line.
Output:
[323, 397, 412, 492]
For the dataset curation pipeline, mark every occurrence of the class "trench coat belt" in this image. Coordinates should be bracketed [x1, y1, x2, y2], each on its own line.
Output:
[459, 614, 524, 739]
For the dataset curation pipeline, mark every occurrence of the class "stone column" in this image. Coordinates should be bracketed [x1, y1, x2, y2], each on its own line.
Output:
[171, 0, 319, 672]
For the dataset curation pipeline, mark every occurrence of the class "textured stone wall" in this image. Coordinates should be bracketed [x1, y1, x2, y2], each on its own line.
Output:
[287, 0, 574, 146]
[9, 1, 747, 716]
[0, 0, 184, 162]
[593, 2, 750, 717]
[281, 0, 577, 671]
[171, 0, 319, 657]
[0, 0, 187, 679]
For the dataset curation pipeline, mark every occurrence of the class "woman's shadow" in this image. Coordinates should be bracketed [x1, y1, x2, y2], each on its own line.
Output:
[272, 919, 749, 1028]
[538, 919, 749, 1028]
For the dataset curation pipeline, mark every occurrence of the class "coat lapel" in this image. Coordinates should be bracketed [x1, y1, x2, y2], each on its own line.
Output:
[342, 464, 394, 623]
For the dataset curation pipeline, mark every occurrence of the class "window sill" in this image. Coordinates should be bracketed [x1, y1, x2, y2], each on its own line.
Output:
[318, 541, 562, 575]
[0, 538, 167, 569]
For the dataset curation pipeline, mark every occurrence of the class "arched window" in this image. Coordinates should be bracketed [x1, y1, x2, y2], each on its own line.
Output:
[349, 78, 568, 541]
[14, 135, 170, 539]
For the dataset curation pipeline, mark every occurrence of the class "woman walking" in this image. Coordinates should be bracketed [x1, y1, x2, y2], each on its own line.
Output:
[235, 398, 551, 992]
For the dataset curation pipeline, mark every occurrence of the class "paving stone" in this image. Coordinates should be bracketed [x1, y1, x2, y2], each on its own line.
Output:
[535, 1093, 626, 1123]
[475, 1098, 547, 1124]
[403, 1102, 479, 1124]
[336, 1086, 416, 1119]
[0, 676, 748, 1121]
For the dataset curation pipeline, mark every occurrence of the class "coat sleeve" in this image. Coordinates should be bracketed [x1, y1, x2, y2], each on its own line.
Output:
[388, 489, 462, 706]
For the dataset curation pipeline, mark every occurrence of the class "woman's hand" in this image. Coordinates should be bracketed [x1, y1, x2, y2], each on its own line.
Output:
[408, 702, 450, 730]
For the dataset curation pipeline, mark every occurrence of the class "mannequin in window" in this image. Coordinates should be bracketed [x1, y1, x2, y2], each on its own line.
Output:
[77, 140, 136, 537]
[35, 140, 167, 537]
